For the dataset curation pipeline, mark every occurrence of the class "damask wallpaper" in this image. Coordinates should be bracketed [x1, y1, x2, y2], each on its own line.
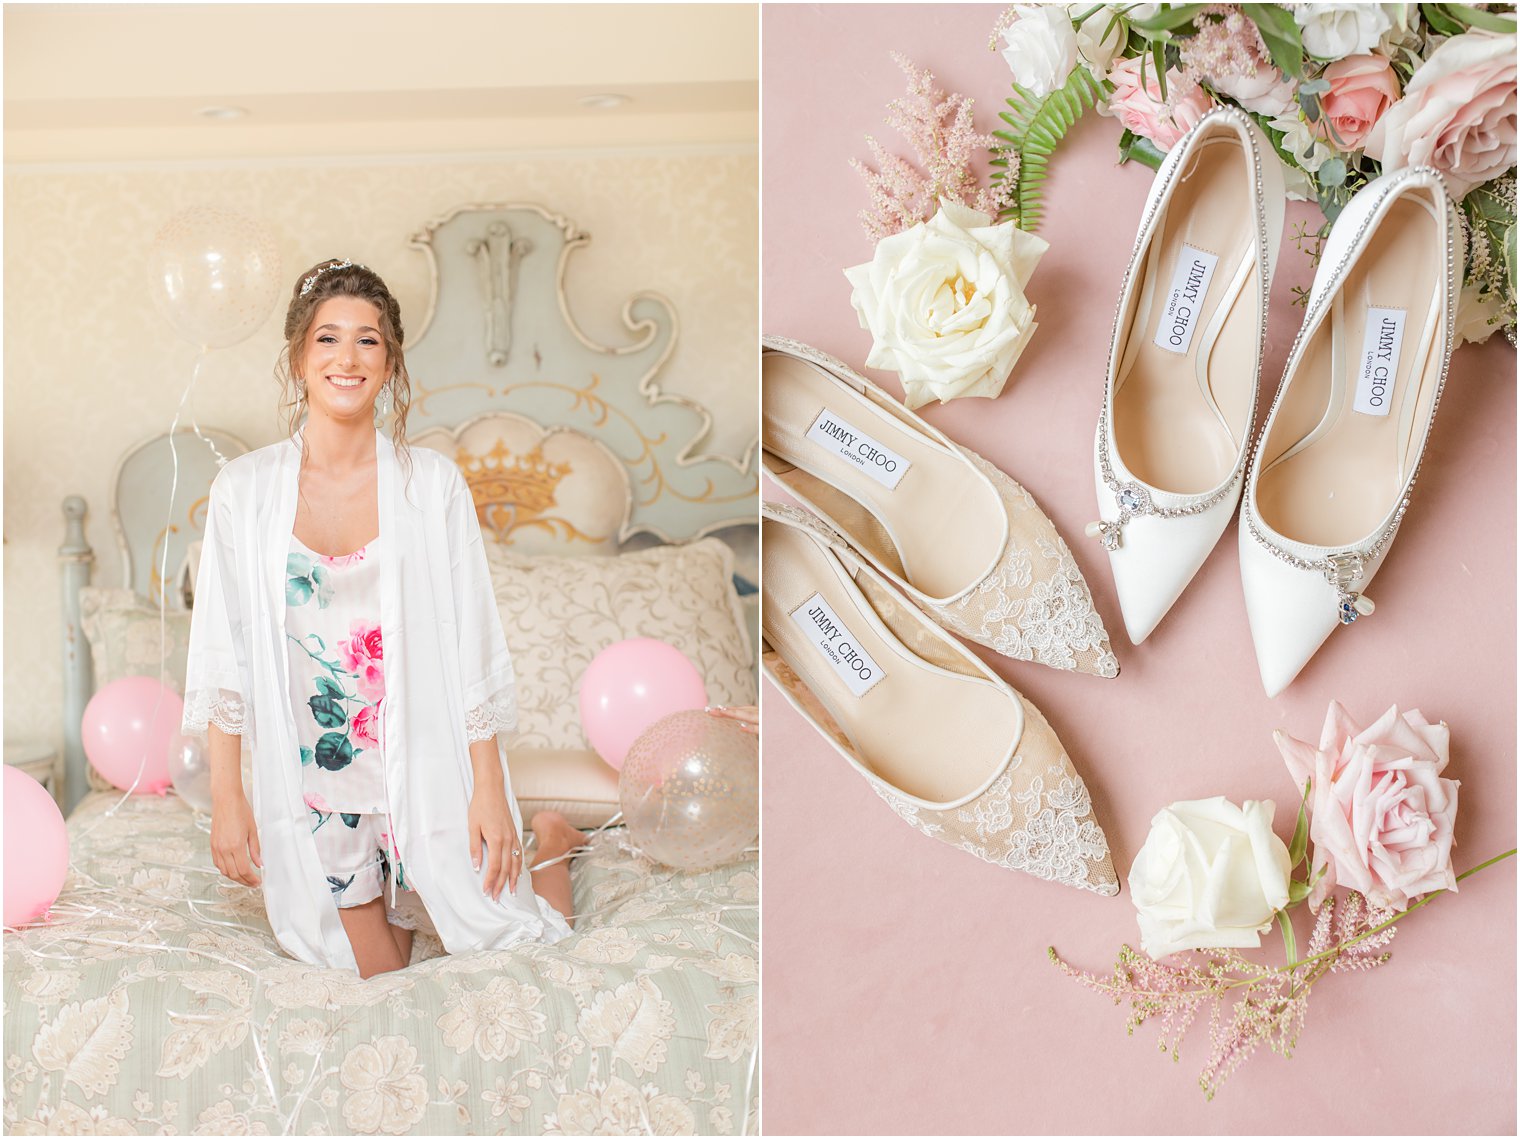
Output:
[2, 148, 759, 746]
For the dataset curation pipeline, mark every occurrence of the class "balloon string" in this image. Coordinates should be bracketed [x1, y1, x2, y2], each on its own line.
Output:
[740, 1039, 760, 1138]
[72, 347, 210, 844]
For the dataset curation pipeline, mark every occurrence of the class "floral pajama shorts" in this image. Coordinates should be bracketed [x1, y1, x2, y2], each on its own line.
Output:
[308, 808, 413, 908]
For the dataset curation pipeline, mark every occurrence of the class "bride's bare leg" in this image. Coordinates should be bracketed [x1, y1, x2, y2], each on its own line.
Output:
[337, 898, 407, 978]
[387, 922, 413, 963]
[529, 811, 587, 927]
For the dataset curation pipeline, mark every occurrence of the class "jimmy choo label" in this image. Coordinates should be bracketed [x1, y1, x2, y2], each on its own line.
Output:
[805, 409, 911, 490]
[789, 592, 886, 697]
[1152, 244, 1221, 355]
[1354, 307, 1407, 417]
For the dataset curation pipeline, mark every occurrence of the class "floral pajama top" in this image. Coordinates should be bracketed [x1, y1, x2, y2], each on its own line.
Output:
[286, 537, 410, 906]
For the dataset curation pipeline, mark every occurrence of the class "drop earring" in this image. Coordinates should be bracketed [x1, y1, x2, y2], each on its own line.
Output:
[376, 381, 393, 417]
[295, 376, 306, 399]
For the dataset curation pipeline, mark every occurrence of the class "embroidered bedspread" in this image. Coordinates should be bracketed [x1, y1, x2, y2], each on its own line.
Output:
[3, 791, 758, 1135]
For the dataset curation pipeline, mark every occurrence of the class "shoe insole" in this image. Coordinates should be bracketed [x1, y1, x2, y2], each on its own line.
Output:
[1256, 195, 1444, 547]
[1112, 136, 1259, 494]
[762, 353, 1003, 599]
[762, 519, 1015, 805]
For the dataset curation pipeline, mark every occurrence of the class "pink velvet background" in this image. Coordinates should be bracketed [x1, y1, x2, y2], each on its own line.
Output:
[760, 5, 1517, 1134]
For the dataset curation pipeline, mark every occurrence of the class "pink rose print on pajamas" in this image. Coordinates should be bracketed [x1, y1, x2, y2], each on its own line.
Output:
[341, 621, 386, 703]
[351, 701, 382, 749]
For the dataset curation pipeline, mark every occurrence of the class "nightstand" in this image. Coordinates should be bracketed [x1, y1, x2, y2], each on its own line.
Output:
[5, 740, 61, 803]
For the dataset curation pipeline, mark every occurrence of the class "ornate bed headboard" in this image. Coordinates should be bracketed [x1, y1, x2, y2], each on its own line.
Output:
[60, 200, 757, 807]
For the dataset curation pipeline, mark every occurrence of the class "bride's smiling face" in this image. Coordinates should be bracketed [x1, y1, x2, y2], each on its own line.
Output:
[297, 296, 390, 424]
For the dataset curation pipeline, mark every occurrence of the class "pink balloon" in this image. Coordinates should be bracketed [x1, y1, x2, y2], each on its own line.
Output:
[579, 639, 708, 770]
[81, 677, 182, 794]
[4, 767, 69, 927]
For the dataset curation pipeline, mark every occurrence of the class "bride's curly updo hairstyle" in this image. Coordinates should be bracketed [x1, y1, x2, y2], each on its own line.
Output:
[276, 258, 413, 461]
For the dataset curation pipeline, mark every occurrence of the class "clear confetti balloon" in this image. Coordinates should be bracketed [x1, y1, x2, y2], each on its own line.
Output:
[619, 710, 758, 871]
[166, 731, 213, 812]
[147, 206, 282, 350]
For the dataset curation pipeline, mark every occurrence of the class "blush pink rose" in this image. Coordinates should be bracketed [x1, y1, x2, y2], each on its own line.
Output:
[1314, 54, 1400, 151]
[1276, 702, 1459, 913]
[341, 621, 385, 703]
[351, 702, 381, 749]
[1108, 56, 1215, 150]
[1365, 31, 1517, 199]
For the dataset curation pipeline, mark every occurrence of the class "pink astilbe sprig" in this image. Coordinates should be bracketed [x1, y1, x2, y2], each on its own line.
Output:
[1051, 888, 1405, 1100]
[1178, 5, 1270, 84]
[851, 53, 1017, 242]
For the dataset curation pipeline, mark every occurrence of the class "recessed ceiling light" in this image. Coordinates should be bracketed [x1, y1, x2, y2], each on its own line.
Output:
[197, 106, 249, 121]
[578, 93, 630, 110]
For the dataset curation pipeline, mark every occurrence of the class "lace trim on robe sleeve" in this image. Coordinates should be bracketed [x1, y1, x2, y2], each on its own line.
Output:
[183, 688, 247, 736]
[463, 688, 517, 743]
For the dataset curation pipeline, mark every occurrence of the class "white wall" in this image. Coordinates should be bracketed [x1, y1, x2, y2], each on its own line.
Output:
[3, 147, 758, 747]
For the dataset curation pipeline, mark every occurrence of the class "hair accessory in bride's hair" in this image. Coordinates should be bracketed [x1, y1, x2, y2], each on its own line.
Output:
[300, 258, 367, 297]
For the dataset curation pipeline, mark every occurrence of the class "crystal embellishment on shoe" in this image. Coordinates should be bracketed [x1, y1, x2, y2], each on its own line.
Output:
[1085, 483, 1153, 550]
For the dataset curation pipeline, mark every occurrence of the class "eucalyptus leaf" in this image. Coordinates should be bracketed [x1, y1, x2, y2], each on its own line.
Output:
[1297, 77, 1331, 96]
[1319, 157, 1348, 186]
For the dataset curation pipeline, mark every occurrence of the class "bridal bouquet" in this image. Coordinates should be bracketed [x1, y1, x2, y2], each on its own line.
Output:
[1051, 701, 1515, 1099]
[992, 3, 1517, 343]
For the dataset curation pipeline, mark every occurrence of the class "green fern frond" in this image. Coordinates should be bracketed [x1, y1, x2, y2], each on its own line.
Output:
[992, 67, 1107, 231]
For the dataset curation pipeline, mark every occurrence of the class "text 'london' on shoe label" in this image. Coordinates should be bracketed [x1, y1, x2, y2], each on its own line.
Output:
[789, 591, 887, 698]
[1353, 307, 1407, 417]
[1152, 243, 1220, 356]
[804, 408, 912, 490]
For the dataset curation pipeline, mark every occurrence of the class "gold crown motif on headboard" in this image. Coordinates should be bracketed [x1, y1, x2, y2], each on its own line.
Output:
[455, 440, 586, 543]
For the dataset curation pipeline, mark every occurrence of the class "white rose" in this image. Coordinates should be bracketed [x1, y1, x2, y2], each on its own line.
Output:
[1212, 65, 1298, 118]
[1294, 3, 1392, 59]
[1456, 280, 1507, 346]
[844, 199, 1048, 409]
[1128, 797, 1292, 959]
[1068, 4, 1124, 77]
[1001, 5, 1078, 97]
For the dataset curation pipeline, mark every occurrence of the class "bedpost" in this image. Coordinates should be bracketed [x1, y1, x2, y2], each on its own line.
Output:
[60, 495, 94, 815]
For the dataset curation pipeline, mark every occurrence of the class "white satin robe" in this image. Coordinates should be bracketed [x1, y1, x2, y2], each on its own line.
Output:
[182, 430, 571, 972]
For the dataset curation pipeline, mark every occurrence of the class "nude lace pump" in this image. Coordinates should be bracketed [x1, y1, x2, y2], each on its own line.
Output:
[1239, 167, 1461, 697]
[761, 501, 1119, 895]
[764, 335, 1117, 678]
[1090, 107, 1285, 643]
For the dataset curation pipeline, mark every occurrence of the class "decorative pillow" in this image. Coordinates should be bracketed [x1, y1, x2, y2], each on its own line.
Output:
[510, 749, 621, 831]
[487, 538, 757, 750]
[78, 588, 195, 792]
[79, 587, 191, 694]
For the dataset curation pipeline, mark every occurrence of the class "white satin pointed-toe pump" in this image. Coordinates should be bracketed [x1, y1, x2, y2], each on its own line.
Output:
[1239, 167, 1461, 697]
[1090, 106, 1285, 643]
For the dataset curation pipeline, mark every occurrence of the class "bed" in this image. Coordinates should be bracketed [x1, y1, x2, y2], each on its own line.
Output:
[4, 202, 759, 1136]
